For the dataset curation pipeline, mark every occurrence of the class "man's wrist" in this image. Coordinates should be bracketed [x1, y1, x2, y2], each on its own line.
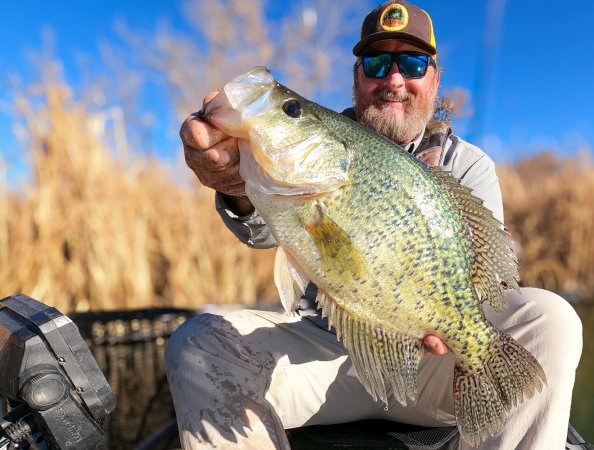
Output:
[220, 193, 255, 217]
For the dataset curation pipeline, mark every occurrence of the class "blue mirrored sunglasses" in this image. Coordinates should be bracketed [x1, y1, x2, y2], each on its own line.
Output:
[360, 52, 436, 79]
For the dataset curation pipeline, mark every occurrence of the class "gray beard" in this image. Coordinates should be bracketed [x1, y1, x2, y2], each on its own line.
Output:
[353, 86, 436, 145]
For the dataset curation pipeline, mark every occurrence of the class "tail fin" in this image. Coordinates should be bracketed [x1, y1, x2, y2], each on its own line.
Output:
[454, 332, 547, 447]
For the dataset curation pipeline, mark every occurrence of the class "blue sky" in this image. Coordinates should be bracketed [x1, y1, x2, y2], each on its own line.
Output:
[1, 0, 593, 167]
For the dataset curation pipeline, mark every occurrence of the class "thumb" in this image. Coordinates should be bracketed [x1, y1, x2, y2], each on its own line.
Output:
[423, 334, 449, 356]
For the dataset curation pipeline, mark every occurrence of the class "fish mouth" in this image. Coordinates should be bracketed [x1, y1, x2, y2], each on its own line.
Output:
[198, 90, 243, 136]
[199, 66, 276, 137]
[239, 138, 341, 197]
[222, 66, 276, 111]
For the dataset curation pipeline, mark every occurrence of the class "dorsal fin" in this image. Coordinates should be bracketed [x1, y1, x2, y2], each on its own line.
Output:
[430, 167, 519, 312]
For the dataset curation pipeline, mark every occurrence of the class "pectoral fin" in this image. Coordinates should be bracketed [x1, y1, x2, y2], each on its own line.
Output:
[303, 203, 365, 279]
[274, 247, 309, 314]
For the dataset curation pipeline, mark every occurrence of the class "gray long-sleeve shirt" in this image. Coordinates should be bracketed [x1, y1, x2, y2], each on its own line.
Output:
[215, 129, 503, 249]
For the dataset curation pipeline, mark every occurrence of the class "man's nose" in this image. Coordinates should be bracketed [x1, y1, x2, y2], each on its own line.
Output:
[383, 63, 406, 88]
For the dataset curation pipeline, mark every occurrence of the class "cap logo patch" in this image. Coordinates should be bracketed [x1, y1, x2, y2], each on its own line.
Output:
[380, 4, 409, 31]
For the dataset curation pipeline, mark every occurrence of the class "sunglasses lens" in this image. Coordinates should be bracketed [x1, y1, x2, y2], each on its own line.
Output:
[361, 53, 432, 79]
[397, 53, 429, 78]
[362, 54, 393, 78]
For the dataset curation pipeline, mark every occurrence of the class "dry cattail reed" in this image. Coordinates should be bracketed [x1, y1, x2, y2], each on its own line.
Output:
[1, 70, 276, 312]
[499, 152, 594, 301]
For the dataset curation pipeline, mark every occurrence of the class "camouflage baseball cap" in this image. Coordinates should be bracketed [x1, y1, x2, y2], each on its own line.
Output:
[353, 0, 437, 56]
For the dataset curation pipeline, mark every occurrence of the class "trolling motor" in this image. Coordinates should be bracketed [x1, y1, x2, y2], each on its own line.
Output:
[0, 294, 116, 449]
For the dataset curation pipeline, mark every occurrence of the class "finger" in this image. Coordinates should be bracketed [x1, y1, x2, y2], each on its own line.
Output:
[217, 181, 246, 197]
[423, 335, 449, 356]
[201, 161, 242, 187]
[180, 114, 228, 150]
[184, 137, 239, 171]
[203, 91, 220, 105]
[211, 137, 240, 166]
[194, 163, 245, 195]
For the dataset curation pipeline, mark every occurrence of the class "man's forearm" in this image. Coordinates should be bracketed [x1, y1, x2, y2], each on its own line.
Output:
[215, 192, 277, 249]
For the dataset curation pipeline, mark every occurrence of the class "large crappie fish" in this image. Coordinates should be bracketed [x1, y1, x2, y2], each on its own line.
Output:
[201, 66, 547, 446]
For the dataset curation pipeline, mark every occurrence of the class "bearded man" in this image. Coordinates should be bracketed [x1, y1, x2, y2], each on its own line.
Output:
[167, 1, 582, 449]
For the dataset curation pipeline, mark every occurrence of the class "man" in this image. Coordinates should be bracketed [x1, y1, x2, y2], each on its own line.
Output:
[167, 1, 582, 449]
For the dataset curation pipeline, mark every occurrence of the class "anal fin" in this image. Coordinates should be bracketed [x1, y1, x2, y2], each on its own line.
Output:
[316, 290, 421, 407]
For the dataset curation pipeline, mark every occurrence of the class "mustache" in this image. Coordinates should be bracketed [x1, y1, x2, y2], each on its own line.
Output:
[373, 88, 414, 103]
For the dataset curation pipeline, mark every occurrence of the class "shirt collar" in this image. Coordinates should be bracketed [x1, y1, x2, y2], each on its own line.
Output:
[402, 130, 425, 154]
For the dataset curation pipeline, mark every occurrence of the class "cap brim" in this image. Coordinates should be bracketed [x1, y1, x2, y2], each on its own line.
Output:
[353, 31, 437, 56]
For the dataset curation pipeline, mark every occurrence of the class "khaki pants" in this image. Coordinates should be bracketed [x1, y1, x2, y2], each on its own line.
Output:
[165, 288, 582, 450]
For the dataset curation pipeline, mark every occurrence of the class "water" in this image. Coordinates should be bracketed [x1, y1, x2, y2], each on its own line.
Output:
[570, 304, 594, 442]
[72, 308, 190, 449]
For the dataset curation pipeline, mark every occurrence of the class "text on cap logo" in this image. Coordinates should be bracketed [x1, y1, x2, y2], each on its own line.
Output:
[380, 4, 409, 31]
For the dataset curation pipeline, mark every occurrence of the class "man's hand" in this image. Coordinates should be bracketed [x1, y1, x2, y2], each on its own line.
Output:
[180, 91, 255, 216]
[423, 334, 449, 356]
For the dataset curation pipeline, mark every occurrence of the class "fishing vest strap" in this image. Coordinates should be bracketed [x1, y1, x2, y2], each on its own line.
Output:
[414, 127, 452, 167]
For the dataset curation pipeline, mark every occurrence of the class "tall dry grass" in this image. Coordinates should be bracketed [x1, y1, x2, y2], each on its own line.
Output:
[0, 67, 276, 312]
[499, 152, 594, 300]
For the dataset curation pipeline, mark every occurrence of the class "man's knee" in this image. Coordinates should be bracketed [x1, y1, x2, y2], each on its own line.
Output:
[514, 287, 583, 368]
[519, 287, 581, 333]
[165, 313, 227, 373]
[165, 310, 278, 378]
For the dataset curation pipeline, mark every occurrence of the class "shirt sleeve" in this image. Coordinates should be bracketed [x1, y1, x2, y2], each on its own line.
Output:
[215, 192, 278, 249]
[441, 135, 504, 224]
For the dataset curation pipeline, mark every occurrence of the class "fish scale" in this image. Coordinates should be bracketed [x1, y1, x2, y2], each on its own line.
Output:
[203, 66, 547, 447]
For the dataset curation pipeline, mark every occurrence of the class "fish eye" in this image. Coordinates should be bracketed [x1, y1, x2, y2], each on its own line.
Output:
[282, 99, 302, 118]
